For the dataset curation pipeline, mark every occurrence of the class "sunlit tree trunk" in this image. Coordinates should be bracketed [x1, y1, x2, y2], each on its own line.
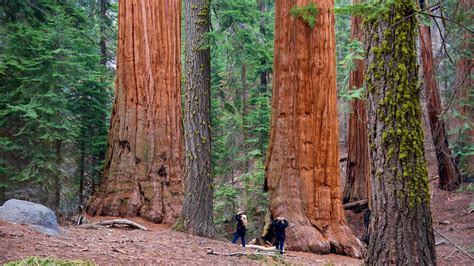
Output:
[365, 1, 436, 264]
[87, 0, 183, 224]
[174, 0, 216, 237]
[265, 0, 363, 258]
[343, 0, 369, 203]
[419, 9, 461, 190]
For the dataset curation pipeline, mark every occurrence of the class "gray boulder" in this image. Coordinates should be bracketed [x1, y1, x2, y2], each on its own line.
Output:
[0, 199, 59, 235]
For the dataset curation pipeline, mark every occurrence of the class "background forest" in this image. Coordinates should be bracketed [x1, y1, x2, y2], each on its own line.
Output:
[0, 0, 472, 242]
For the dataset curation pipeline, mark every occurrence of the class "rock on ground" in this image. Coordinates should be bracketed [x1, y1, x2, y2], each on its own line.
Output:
[0, 199, 59, 235]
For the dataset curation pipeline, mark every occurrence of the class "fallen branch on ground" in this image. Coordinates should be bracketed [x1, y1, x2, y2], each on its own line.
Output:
[207, 249, 247, 257]
[343, 199, 368, 210]
[80, 219, 148, 231]
[206, 248, 288, 257]
[245, 244, 276, 251]
[434, 228, 474, 260]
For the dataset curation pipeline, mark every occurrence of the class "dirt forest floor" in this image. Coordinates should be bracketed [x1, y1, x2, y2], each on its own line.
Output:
[0, 216, 361, 265]
[1, 180, 472, 265]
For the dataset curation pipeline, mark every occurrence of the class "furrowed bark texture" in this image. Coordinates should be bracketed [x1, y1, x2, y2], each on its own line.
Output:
[265, 0, 363, 258]
[365, 1, 436, 264]
[87, 0, 183, 224]
[175, 0, 216, 237]
[419, 21, 461, 190]
[343, 0, 370, 203]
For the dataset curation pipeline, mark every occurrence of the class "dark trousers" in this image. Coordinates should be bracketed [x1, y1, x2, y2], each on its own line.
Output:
[232, 231, 245, 247]
[275, 239, 285, 253]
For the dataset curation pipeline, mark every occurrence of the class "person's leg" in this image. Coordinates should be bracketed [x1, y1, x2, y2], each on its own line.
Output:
[232, 232, 239, 244]
[279, 240, 284, 252]
[241, 233, 246, 247]
[280, 239, 284, 254]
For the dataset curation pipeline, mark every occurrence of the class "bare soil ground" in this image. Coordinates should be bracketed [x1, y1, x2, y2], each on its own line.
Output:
[1, 145, 472, 264]
[1, 181, 472, 266]
[0, 216, 361, 265]
[346, 181, 474, 265]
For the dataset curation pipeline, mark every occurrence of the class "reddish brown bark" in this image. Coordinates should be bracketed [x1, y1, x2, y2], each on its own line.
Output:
[87, 0, 183, 224]
[419, 23, 461, 190]
[343, 0, 370, 203]
[265, 0, 363, 258]
[454, 0, 473, 176]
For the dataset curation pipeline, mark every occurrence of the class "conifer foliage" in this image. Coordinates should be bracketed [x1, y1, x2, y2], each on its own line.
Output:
[0, 1, 112, 211]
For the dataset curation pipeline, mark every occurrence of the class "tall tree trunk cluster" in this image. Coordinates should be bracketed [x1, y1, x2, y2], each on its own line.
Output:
[265, 0, 363, 258]
[419, 19, 461, 190]
[174, 0, 216, 237]
[365, 1, 436, 264]
[343, 0, 370, 204]
[87, 0, 183, 224]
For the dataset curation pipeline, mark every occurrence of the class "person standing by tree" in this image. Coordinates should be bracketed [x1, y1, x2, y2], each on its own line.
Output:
[272, 217, 289, 254]
[231, 211, 247, 247]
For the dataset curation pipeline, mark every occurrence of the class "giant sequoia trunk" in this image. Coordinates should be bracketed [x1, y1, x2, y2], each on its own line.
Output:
[365, 1, 436, 264]
[87, 0, 183, 224]
[343, 0, 369, 203]
[174, 0, 216, 237]
[419, 19, 461, 190]
[265, 0, 363, 258]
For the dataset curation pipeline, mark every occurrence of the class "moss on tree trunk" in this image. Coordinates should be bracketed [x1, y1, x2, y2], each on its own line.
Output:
[365, 0, 436, 264]
[174, 0, 216, 237]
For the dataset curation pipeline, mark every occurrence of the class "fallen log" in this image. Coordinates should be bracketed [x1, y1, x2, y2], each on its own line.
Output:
[206, 249, 286, 257]
[245, 244, 276, 251]
[343, 199, 368, 210]
[96, 219, 149, 231]
[80, 219, 148, 231]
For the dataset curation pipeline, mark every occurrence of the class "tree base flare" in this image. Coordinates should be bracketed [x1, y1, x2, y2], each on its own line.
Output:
[172, 216, 217, 238]
[286, 222, 364, 259]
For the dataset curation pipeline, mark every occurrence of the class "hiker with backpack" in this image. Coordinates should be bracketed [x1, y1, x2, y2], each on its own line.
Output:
[272, 216, 289, 254]
[231, 210, 247, 247]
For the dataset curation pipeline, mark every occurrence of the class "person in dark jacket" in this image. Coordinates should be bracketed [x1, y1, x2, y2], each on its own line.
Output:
[272, 216, 289, 254]
[231, 211, 247, 247]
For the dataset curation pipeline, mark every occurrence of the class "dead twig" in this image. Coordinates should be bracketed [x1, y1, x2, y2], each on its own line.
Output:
[206, 249, 247, 257]
[434, 228, 474, 260]
[112, 247, 127, 254]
